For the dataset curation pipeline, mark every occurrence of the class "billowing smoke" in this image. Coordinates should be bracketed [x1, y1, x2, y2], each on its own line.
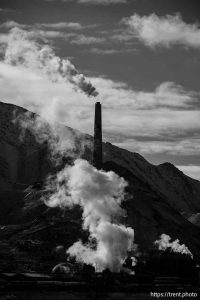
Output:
[155, 234, 193, 259]
[44, 159, 134, 272]
[5, 27, 134, 273]
[4, 27, 98, 97]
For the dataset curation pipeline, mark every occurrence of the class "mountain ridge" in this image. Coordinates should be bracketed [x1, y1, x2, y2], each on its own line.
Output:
[0, 100, 200, 272]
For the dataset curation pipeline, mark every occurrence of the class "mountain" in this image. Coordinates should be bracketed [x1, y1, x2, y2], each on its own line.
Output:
[0, 101, 200, 273]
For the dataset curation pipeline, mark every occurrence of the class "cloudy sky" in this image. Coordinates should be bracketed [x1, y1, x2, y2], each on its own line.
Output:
[1, 0, 200, 179]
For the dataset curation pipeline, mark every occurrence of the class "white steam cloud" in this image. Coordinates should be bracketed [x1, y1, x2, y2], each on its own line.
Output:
[155, 234, 193, 259]
[3, 27, 134, 273]
[4, 27, 98, 97]
[44, 159, 134, 272]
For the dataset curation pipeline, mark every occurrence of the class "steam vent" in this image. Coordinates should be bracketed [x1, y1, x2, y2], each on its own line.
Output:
[93, 101, 103, 169]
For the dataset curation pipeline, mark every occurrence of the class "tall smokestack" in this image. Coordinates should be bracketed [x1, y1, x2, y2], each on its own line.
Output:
[93, 102, 102, 169]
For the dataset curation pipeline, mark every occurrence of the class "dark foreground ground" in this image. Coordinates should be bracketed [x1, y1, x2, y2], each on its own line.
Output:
[0, 290, 199, 300]
[0, 279, 199, 300]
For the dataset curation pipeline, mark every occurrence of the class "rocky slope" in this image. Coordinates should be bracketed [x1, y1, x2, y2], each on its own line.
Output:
[0, 101, 200, 273]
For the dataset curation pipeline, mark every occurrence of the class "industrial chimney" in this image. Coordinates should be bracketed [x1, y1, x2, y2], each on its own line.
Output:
[93, 102, 102, 169]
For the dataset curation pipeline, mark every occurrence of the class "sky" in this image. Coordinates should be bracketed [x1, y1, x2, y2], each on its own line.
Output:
[0, 0, 200, 179]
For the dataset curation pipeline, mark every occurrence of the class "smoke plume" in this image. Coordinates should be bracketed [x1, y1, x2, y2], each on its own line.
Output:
[155, 234, 193, 259]
[44, 159, 134, 272]
[4, 27, 98, 97]
[5, 27, 134, 273]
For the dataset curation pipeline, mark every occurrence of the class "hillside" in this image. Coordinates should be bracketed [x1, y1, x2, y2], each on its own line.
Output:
[0, 101, 200, 273]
